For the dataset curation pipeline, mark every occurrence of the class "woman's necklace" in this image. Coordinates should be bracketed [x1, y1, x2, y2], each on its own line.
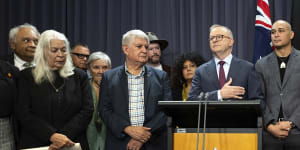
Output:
[50, 79, 65, 92]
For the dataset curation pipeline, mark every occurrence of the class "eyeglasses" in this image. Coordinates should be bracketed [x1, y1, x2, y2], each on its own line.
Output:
[72, 52, 90, 59]
[209, 35, 231, 41]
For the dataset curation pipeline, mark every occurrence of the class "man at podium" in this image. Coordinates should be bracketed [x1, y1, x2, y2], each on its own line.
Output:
[188, 24, 263, 101]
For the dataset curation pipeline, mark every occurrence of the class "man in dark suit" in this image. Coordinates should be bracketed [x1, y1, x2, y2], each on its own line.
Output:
[3, 23, 39, 149]
[188, 24, 262, 101]
[255, 20, 300, 149]
[99, 29, 171, 150]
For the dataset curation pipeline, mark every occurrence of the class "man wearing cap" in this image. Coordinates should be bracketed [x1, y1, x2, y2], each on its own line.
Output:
[146, 32, 171, 75]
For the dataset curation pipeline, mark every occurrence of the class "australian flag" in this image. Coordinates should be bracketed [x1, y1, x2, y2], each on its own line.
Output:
[253, 0, 272, 63]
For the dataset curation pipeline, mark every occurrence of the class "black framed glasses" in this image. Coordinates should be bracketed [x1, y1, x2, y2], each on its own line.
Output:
[71, 52, 90, 59]
[209, 35, 231, 41]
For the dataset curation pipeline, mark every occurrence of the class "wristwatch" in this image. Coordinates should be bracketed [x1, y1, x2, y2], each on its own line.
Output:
[290, 121, 296, 128]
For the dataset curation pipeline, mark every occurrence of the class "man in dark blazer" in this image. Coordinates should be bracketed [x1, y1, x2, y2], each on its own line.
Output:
[188, 24, 262, 101]
[1, 23, 39, 149]
[255, 20, 300, 149]
[99, 29, 171, 150]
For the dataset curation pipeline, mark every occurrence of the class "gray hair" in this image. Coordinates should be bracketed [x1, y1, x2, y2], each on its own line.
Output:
[33, 30, 74, 84]
[209, 24, 234, 39]
[87, 51, 112, 68]
[9, 23, 40, 43]
[122, 29, 149, 46]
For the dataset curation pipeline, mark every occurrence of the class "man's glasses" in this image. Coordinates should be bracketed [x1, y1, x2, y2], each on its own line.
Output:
[72, 52, 90, 59]
[209, 35, 231, 41]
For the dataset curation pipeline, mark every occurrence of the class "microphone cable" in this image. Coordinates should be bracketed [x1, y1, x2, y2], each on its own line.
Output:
[202, 92, 209, 150]
[196, 92, 204, 150]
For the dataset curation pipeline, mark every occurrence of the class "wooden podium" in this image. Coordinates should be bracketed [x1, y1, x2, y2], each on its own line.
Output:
[158, 100, 262, 150]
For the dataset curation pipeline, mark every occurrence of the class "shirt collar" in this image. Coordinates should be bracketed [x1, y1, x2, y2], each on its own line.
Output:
[150, 64, 163, 70]
[14, 54, 35, 70]
[125, 62, 145, 77]
[214, 53, 233, 65]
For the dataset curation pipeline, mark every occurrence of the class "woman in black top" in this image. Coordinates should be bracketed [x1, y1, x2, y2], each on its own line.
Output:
[17, 30, 93, 150]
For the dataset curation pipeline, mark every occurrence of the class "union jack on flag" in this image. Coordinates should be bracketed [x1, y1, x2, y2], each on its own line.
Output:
[253, 0, 272, 63]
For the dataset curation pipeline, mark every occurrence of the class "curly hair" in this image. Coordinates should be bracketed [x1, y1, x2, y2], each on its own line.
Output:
[171, 52, 205, 90]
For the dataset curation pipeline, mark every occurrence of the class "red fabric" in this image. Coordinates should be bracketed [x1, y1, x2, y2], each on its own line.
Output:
[219, 61, 226, 88]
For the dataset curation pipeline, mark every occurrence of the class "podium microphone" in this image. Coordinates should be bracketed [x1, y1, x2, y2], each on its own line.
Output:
[202, 92, 209, 150]
[196, 92, 204, 150]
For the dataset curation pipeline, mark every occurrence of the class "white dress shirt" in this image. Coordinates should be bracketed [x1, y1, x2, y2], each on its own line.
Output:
[214, 54, 233, 101]
[14, 54, 34, 71]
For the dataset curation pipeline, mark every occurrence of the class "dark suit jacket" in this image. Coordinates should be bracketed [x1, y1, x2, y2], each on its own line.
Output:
[99, 65, 172, 150]
[0, 60, 20, 148]
[0, 60, 18, 117]
[256, 48, 300, 134]
[17, 68, 94, 149]
[188, 56, 263, 101]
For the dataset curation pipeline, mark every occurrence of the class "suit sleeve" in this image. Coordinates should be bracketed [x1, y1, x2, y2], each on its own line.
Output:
[255, 62, 274, 127]
[247, 65, 264, 100]
[60, 71, 94, 140]
[143, 71, 172, 133]
[187, 68, 218, 100]
[0, 62, 16, 117]
[17, 71, 57, 143]
[99, 73, 131, 139]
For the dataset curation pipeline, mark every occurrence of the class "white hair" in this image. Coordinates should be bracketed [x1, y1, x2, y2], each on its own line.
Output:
[87, 51, 112, 68]
[33, 30, 74, 84]
[9, 23, 40, 43]
[209, 24, 234, 39]
[122, 29, 149, 46]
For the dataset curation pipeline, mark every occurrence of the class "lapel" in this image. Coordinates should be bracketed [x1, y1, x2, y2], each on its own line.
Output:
[205, 59, 220, 89]
[268, 52, 282, 88]
[227, 56, 239, 82]
[118, 66, 129, 107]
[282, 48, 297, 88]
[144, 66, 152, 105]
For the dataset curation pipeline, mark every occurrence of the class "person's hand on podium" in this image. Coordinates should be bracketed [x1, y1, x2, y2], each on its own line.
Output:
[49, 133, 75, 150]
[220, 78, 245, 99]
[124, 126, 151, 143]
[267, 121, 291, 139]
[126, 138, 143, 150]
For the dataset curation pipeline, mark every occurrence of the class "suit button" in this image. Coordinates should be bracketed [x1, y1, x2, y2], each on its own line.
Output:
[280, 93, 283, 96]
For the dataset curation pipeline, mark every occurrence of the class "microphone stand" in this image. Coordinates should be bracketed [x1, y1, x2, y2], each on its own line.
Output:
[196, 92, 204, 150]
[202, 92, 209, 150]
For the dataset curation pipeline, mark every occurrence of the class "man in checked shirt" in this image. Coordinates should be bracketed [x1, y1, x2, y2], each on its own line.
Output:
[99, 29, 172, 150]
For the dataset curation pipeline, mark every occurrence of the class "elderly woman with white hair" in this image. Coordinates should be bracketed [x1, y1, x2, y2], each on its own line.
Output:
[17, 30, 93, 150]
[86, 51, 111, 150]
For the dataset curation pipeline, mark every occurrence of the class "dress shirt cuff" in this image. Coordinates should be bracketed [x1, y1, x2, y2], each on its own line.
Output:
[217, 90, 223, 101]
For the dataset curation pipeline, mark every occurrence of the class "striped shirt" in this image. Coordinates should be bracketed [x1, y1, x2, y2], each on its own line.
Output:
[125, 64, 145, 127]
